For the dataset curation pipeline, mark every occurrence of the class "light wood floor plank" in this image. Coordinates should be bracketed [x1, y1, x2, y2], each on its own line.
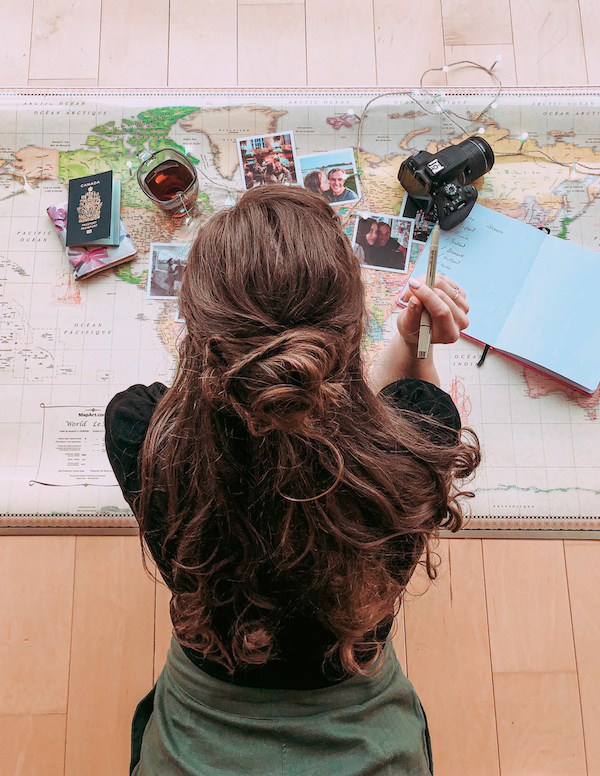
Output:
[483, 539, 577, 674]
[99, 0, 169, 87]
[404, 539, 499, 776]
[238, 3, 307, 87]
[444, 44, 517, 87]
[239, 0, 304, 4]
[169, 0, 237, 87]
[0, 537, 75, 715]
[0, 0, 34, 87]
[442, 0, 512, 46]
[306, 0, 377, 86]
[493, 671, 586, 776]
[29, 0, 102, 81]
[509, 0, 587, 85]
[64, 537, 155, 776]
[374, 0, 446, 87]
[0, 714, 67, 776]
[565, 541, 600, 775]
[483, 540, 586, 776]
[26, 78, 100, 88]
[579, 0, 600, 84]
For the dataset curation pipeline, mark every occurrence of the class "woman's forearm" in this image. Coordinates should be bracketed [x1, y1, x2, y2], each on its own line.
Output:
[370, 332, 440, 392]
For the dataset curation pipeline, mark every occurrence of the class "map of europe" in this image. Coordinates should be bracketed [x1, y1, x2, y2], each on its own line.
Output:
[1, 88, 600, 530]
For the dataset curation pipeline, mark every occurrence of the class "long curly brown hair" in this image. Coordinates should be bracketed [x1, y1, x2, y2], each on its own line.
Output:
[138, 184, 480, 677]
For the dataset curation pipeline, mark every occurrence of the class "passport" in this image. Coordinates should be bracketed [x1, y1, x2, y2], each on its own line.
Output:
[48, 199, 137, 280]
[65, 170, 116, 247]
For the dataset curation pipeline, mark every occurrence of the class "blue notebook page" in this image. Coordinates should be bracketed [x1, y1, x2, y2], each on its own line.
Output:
[495, 235, 600, 392]
[409, 204, 546, 347]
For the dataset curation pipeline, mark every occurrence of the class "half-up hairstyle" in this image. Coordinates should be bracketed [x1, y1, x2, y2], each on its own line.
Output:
[138, 184, 480, 677]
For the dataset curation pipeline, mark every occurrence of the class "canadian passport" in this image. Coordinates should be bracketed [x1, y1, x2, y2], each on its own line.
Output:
[66, 170, 115, 247]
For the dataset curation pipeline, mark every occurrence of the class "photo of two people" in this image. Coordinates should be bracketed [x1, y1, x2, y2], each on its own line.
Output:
[298, 148, 361, 206]
[238, 133, 299, 189]
[351, 212, 414, 273]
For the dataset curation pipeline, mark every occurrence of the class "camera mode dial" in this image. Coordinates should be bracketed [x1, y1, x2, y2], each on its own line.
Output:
[434, 183, 478, 230]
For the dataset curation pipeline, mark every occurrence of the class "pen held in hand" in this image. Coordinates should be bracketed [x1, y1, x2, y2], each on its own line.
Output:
[416, 223, 440, 359]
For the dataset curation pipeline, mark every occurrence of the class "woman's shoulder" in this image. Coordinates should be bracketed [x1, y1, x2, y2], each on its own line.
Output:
[105, 382, 168, 443]
[104, 382, 168, 505]
[379, 378, 461, 437]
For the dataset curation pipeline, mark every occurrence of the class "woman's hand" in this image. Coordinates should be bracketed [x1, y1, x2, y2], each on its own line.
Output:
[370, 274, 470, 392]
[397, 274, 469, 346]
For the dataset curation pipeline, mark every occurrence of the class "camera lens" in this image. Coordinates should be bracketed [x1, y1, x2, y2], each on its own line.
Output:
[457, 136, 495, 184]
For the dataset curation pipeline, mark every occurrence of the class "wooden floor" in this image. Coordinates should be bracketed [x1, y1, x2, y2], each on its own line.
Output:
[2, 1, 600, 774]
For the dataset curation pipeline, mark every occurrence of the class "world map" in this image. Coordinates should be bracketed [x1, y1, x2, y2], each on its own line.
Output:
[1, 88, 600, 530]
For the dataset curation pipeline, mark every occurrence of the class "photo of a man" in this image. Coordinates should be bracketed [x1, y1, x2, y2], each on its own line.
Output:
[324, 168, 358, 204]
[369, 221, 408, 272]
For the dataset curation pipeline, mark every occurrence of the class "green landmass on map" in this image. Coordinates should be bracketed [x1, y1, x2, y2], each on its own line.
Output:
[58, 106, 206, 211]
[114, 264, 148, 286]
[91, 107, 201, 164]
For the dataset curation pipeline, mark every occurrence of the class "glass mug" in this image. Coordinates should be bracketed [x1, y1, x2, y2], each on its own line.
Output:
[137, 148, 199, 218]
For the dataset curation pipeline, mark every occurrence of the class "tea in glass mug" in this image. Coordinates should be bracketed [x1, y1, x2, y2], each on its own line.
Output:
[137, 148, 199, 217]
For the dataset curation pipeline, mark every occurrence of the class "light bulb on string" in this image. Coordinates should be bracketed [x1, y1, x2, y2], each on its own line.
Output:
[490, 53, 503, 71]
[518, 132, 529, 152]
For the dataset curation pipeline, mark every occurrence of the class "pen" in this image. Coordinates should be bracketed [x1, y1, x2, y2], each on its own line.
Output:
[416, 223, 440, 359]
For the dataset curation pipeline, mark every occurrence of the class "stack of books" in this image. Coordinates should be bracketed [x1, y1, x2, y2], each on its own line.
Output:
[47, 169, 136, 280]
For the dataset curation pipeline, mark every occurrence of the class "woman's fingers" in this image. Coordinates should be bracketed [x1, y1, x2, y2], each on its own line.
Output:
[397, 275, 469, 345]
[436, 278, 469, 314]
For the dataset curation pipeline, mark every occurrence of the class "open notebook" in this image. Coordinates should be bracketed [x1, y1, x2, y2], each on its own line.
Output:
[406, 203, 600, 393]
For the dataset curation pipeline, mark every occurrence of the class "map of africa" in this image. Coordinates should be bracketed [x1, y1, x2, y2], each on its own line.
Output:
[1, 88, 600, 531]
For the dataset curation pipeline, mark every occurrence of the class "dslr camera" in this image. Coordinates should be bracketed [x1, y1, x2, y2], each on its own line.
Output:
[398, 136, 494, 230]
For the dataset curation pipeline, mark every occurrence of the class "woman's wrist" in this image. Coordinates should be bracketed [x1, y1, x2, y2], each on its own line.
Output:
[370, 333, 440, 392]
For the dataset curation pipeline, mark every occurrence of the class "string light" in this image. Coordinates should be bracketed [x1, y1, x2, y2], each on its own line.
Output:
[489, 53, 503, 71]
[160, 59, 596, 209]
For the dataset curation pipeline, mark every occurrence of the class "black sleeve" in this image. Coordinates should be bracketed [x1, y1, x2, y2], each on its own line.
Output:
[104, 382, 168, 508]
[379, 378, 461, 445]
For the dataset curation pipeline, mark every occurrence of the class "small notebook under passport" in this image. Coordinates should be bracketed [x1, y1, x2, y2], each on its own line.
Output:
[66, 170, 120, 247]
[48, 200, 136, 280]
[406, 203, 600, 393]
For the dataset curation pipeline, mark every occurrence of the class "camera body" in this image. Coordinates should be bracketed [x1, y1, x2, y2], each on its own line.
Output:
[398, 136, 494, 230]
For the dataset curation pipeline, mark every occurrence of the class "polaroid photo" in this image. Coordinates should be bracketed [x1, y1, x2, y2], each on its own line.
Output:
[147, 242, 192, 299]
[297, 148, 361, 207]
[237, 132, 300, 190]
[351, 212, 414, 274]
[399, 192, 437, 245]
